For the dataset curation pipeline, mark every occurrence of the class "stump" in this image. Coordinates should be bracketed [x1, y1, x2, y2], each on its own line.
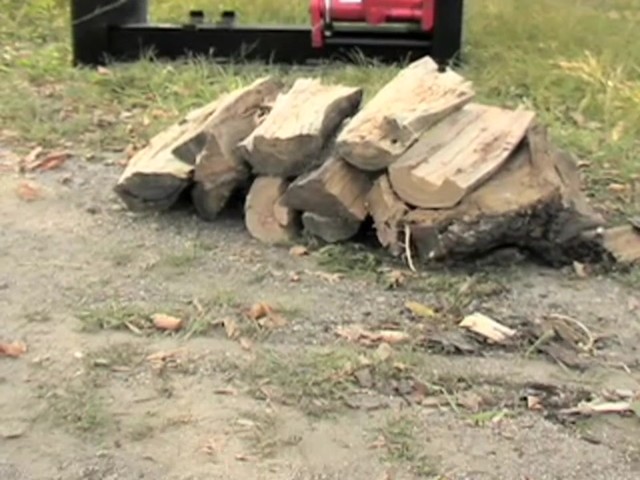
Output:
[335, 56, 474, 172]
[238, 78, 363, 177]
[403, 125, 605, 264]
[191, 77, 284, 220]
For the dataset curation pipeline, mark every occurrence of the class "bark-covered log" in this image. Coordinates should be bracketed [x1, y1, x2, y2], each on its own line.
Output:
[403, 125, 605, 265]
[191, 77, 284, 220]
[114, 99, 221, 211]
[335, 56, 474, 172]
[388, 103, 536, 209]
[237, 78, 363, 177]
[245, 177, 298, 245]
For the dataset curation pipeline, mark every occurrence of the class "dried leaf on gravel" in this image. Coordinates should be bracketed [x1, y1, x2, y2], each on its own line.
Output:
[0, 341, 27, 358]
[405, 301, 436, 319]
[247, 302, 273, 320]
[289, 245, 309, 257]
[16, 181, 43, 201]
[26, 150, 69, 171]
[223, 317, 239, 339]
[151, 313, 184, 331]
[335, 324, 410, 346]
[246, 302, 287, 330]
[459, 312, 516, 343]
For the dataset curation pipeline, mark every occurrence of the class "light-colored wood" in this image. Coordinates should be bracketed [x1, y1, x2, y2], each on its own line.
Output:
[388, 103, 536, 209]
[238, 78, 363, 177]
[602, 226, 640, 264]
[459, 313, 516, 343]
[114, 99, 221, 211]
[191, 77, 284, 220]
[365, 174, 408, 256]
[301, 212, 361, 243]
[335, 56, 474, 172]
[245, 177, 298, 245]
[282, 156, 372, 222]
[404, 125, 605, 263]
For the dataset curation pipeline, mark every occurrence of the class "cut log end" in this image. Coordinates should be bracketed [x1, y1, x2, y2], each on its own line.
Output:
[245, 177, 299, 245]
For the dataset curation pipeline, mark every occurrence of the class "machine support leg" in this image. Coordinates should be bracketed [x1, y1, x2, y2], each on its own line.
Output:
[71, 0, 149, 66]
[432, 0, 464, 69]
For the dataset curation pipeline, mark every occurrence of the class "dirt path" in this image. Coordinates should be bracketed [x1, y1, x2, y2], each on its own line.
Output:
[1, 158, 639, 479]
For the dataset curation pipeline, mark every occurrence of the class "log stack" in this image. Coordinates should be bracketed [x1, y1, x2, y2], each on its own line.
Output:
[113, 56, 640, 267]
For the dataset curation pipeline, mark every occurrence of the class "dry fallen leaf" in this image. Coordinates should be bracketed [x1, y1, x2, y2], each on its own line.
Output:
[239, 337, 254, 351]
[289, 245, 309, 257]
[26, 151, 69, 171]
[16, 181, 43, 202]
[459, 312, 516, 343]
[247, 302, 273, 320]
[0, 341, 27, 358]
[335, 324, 410, 346]
[223, 317, 239, 339]
[607, 183, 627, 194]
[151, 313, 184, 331]
[405, 301, 437, 319]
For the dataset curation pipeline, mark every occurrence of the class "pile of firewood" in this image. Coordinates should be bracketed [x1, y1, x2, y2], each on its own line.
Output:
[113, 56, 639, 267]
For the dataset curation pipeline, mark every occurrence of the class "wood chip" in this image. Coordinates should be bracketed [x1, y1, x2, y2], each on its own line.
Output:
[459, 313, 516, 343]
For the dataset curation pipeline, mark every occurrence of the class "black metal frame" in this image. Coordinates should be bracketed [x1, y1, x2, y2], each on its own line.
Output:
[71, 0, 464, 68]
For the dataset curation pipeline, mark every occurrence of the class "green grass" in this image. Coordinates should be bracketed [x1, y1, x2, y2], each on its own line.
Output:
[0, 0, 638, 222]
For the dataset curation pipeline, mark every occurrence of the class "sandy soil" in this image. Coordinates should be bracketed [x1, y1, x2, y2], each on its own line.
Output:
[0, 156, 639, 480]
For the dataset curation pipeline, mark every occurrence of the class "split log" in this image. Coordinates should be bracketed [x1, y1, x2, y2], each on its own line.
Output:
[365, 175, 409, 256]
[388, 103, 536, 209]
[335, 56, 474, 172]
[403, 124, 605, 266]
[191, 77, 284, 220]
[238, 78, 363, 177]
[245, 177, 298, 245]
[114, 99, 221, 211]
[282, 155, 372, 223]
[301, 212, 361, 243]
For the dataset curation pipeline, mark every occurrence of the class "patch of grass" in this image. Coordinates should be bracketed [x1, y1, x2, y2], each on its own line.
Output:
[76, 302, 158, 333]
[377, 411, 439, 478]
[76, 292, 240, 338]
[313, 243, 384, 277]
[233, 409, 302, 458]
[37, 377, 113, 438]
[86, 341, 147, 371]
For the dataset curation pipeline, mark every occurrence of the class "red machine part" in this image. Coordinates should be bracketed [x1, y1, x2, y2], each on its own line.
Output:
[310, 0, 435, 48]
